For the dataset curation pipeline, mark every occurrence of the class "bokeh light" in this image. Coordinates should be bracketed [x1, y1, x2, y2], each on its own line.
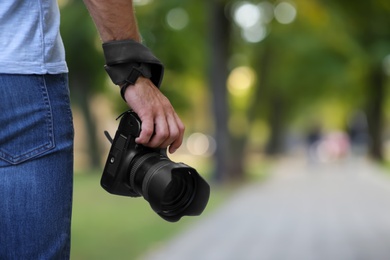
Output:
[233, 1, 273, 43]
[233, 2, 261, 29]
[242, 23, 267, 43]
[227, 66, 256, 96]
[186, 133, 216, 156]
[166, 8, 189, 30]
[274, 2, 297, 24]
[258, 1, 274, 23]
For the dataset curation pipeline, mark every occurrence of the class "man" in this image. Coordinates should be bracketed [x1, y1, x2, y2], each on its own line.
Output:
[0, 0, 184, 258]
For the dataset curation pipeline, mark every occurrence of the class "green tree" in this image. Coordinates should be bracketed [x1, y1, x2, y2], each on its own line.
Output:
[226, 0, 351, 177]
[324, 0, 390, 161]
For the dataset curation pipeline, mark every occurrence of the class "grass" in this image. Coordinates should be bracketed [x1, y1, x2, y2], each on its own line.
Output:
[70, 172, 234, 260]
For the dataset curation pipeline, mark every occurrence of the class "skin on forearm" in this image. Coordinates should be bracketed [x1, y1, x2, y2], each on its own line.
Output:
[83, 0, 141, 42]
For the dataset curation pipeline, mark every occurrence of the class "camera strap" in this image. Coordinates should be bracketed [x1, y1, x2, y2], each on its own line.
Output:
[102, 39, 164, 90]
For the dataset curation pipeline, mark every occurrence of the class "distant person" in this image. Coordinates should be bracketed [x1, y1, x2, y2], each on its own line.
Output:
[0, 0, 184, 258]
[306, 125, 322, 147]
[347, 111, 369, 155]
[305, 124, 322, 163]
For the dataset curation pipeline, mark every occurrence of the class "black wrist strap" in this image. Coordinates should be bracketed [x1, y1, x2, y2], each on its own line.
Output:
[119, 63, 151, 100]
[103, 39, 164, 88]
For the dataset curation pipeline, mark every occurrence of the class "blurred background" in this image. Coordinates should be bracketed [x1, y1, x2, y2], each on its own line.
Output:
[58, 0, 390, 259]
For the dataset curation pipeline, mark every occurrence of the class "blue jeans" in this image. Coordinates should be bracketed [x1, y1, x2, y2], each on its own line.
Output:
[0, 74, 74, 259]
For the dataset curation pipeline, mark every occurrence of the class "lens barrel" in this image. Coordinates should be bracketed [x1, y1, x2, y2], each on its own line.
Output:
[129, 152, 210, 222]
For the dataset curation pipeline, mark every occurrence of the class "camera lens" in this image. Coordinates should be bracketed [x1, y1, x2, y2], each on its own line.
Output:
[129, 150, 209, 222]
[161, 171, 195, 215]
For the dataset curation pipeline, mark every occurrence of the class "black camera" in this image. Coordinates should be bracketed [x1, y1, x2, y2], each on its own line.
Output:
[101, 111, 210, 222]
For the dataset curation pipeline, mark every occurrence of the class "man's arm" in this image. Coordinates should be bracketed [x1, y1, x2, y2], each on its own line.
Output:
[83, 0, 184, 153]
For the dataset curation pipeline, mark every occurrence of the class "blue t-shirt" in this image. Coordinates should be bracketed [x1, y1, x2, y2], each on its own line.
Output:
[0, 0, 68, 74]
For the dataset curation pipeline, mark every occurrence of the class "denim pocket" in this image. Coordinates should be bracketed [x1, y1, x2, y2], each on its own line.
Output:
[0, 74, 55, 165]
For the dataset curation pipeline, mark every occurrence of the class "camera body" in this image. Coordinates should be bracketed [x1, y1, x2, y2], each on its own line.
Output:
[101, 111, 148, 197]
[101, 111, 210, 222]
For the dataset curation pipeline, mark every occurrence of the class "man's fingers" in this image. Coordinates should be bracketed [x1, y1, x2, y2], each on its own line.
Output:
[135, 117, 154, 144]
[124, 78, 185, 151]
[147, 116, 169, 148]
[168, 115, 185, 153]
[135, 113, 185, 153]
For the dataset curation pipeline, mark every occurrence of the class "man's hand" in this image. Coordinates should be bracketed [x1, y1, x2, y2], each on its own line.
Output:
[83, 0, 184, 153]
[123, 77, 185, 154]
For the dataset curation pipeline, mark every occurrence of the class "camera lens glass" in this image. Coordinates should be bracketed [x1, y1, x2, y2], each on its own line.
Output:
[129, 151, 198, 218]
[161, 171, 195, 215]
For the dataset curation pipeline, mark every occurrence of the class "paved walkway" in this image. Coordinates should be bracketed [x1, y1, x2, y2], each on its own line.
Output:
[141, 157, 390, 260]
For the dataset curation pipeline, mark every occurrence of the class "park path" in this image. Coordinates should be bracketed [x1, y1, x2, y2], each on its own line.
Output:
[141, 156, 390, 260]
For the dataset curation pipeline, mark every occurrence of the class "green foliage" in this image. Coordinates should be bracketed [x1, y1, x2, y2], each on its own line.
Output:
[229, 0, 390, 132]
[134, 0, 209, 117]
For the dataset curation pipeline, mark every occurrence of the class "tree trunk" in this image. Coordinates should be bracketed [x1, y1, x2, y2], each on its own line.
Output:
[265, 95, 285, 155]
[72, 80, 101, 170]
[209, 0, 231, 182]
[366, 63, 385, 161]
[228, 137, 247, 181]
